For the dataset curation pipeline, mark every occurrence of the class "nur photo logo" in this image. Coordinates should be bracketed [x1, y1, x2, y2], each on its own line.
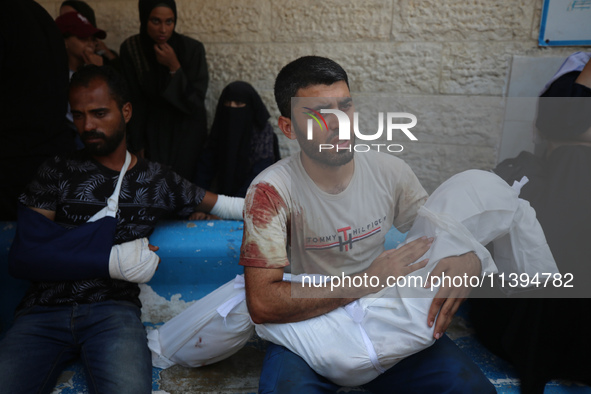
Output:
[304, 108, 418, 153]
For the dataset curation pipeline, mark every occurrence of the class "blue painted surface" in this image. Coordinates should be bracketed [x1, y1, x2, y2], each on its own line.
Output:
[1, 220, 590, 393]
[147, 220, 246, 302]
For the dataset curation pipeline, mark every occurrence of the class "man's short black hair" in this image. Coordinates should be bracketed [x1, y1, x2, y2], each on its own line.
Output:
[69, 65, 130, 109]
[274, 56, 349, 118]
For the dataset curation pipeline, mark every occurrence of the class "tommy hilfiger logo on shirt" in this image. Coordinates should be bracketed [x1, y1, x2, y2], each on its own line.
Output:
[305, 217, 386, 252]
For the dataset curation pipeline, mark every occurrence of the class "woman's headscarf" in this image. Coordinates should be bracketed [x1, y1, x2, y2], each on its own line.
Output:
[128, 0, 185, 95]
[139, 0, 177, 39]
[214, 81, 271, 131]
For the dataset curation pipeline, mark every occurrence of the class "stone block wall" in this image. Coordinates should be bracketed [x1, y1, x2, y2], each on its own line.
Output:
[39, 0, 582, 192]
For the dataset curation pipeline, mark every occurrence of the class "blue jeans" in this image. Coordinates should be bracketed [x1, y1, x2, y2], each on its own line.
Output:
[258, 335, 496, 394]
[0, 300, 152, 394]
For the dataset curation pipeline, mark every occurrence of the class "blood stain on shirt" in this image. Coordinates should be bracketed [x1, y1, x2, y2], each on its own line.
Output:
[247, 182, 286, 229]
[241, 236, 263, 260]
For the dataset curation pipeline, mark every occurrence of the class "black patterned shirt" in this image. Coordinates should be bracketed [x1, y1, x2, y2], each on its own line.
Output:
[17, 150, 206, 309]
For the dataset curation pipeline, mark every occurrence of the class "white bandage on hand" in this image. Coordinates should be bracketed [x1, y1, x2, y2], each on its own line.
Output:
[109, 238, 160, 283]
[210, 195, 244, 220]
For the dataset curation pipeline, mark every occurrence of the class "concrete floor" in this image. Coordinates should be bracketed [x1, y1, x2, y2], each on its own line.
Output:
[158, 345, 264, 394]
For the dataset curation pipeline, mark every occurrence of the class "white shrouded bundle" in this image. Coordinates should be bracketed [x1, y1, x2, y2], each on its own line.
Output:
[147, 275, 254, 369]
[256, 170, 558, 386]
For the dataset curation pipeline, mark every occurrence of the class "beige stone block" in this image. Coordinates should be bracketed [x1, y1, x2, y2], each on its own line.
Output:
[531, 0, 543, 41]
[271, 0, 392, 42]
[440, 41, 538, 95]
[89, 1, 139, 50]
[395, 143, 497, 193]
[392, 0, 537, 41]
[342, 100, 500, 191]
[408, 96, 504, 147]
[314, 42, 442, 94]
[205, 43, 314, 92]
[176, 0, 271, 43]
[351, 95, 504, 147]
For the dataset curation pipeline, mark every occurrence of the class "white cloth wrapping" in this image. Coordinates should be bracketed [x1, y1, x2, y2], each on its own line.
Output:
[147, 275, 254, 369]
[211, 195, 244, 220]
[255, 170, 558, 387]
[109, 237, 160, 283]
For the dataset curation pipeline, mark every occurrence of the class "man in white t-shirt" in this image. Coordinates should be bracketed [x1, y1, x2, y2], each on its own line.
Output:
[240, 56, 495, 393]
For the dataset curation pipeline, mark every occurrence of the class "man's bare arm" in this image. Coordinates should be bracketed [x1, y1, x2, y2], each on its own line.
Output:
[195, 191, 217, 212]
[244, 267, 353, 324]
[244, 236, 432, 324]
[29, 207, 55, 221]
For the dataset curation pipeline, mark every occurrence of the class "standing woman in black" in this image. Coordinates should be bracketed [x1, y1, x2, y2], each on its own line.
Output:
[120, 0, 208, 180]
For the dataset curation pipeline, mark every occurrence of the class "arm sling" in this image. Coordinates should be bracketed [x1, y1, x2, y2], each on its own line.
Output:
[8, 152, 132, 281]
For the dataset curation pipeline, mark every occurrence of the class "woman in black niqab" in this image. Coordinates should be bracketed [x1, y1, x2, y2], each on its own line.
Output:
[195, 81, 280, 197]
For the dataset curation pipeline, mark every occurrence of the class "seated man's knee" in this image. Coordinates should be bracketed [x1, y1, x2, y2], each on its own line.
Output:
[442, 365, 496, 394]
[259, 343, 339, 394]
